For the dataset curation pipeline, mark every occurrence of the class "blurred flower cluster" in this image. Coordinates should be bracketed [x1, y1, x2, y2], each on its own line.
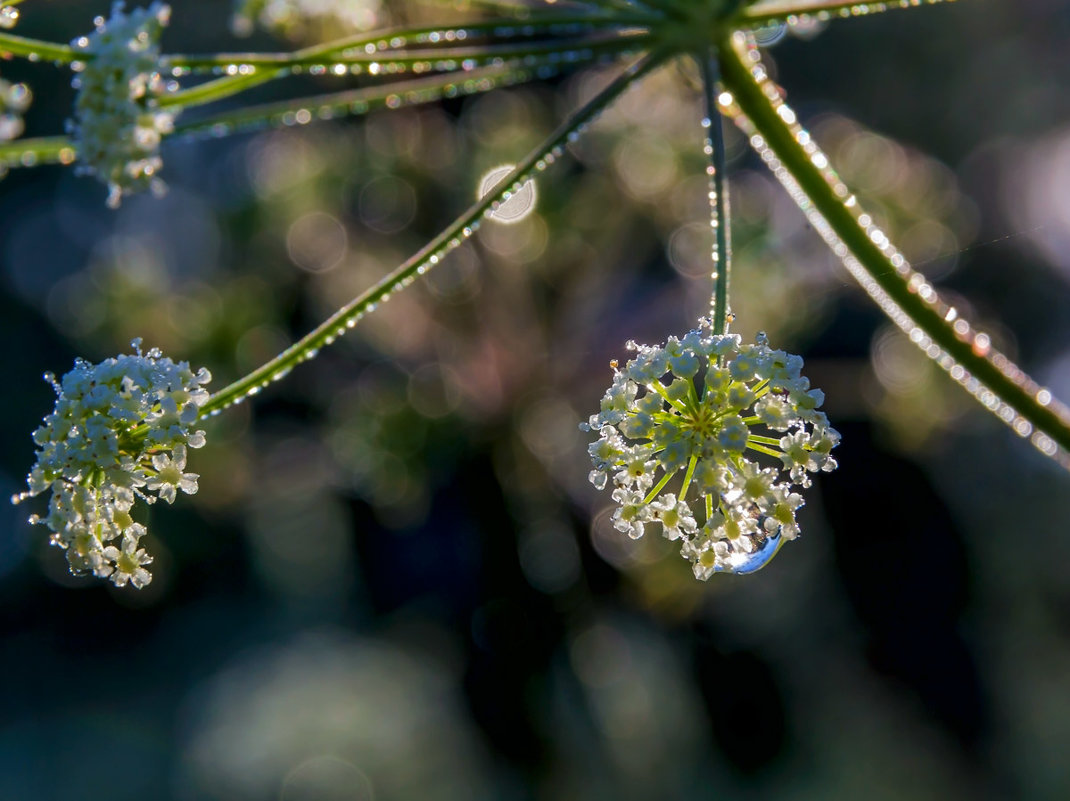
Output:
[68, 1, 174, 208]
[14, 340, 211, 588]
[232, 0, 380, 39]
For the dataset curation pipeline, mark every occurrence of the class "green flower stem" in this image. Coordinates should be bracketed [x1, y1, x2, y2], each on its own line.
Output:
[643, 470, 677, 504]
[162, 34, 653, 110]
[160, 70, 270, 109]
[677, 455, 699, 501]
[718, 33, 1070, 458]
[747, 434, 783, 447]
[171, 63, 547, 137]
[0, 136, 75, 167]
[737, 0, 953, 27]
[163, 26, 654, 70]
[746, 442, 782, 459]
[650, 382, 689, 412]
[701, 45, 731, 334]
[200, 49, 669, 416]
[173, 35, 651, 71]
[0, 30, 76, 63]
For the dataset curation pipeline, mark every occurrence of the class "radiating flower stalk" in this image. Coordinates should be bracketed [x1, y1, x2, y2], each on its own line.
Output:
[6, 0, 1070, 588]
[581, 30, 837, 578]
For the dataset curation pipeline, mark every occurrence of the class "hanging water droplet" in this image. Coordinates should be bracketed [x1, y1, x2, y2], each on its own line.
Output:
[716, 532, 783, 575]
[752, 22, 788, 48]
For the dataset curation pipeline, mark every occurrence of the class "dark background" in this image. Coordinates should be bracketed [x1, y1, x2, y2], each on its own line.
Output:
[2, 1, 1070, 799]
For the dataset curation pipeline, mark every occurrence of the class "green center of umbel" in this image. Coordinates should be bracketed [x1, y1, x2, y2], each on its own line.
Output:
[654, 0, 748, 51]
[682, 396, 721, 439]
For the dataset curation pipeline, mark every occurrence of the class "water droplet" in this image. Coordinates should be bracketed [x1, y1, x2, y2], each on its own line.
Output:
[752, 22, 788, 48]
[716, 532, 784, 575]
[477, 164, 537, 224]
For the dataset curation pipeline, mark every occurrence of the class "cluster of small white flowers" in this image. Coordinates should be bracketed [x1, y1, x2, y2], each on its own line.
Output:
[67, 2, 174, 208]
[582, 319, 839, 580]
[0, 74, 31, 141]
[13, 340, 211, 589]
[232, 0, 380, 37]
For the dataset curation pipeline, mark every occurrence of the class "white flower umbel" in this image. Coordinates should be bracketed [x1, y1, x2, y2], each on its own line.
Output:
[13, 340, 211, 589]
[68, 2, 174, 208]
[582, 319, 839, 580]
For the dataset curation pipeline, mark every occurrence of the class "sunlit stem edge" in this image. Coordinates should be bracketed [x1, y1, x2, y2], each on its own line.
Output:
[0, 30, 75, 63]
[0, 16, 652, 70]
[0, 135, 74, 166]
[163, 15, 657, 70]
[162, 34, 652, 110]
[718, 32, 1070, 461]
[738, 0, 956, 27]
[700, 47, 731, 334]
[166, 32, 652, 74]
[171, 63, 554, 139]
[200, 49, 670, 416]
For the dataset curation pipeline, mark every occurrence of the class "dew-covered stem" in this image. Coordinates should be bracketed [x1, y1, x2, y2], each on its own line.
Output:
[201, 49, 669, 416]
[718, 32, 1070, 465]
[0, 30, 76, 63]
[162, 33, 649, 111]
[162, 22, 654, 71]
[0, 135, 75, 169]
[161, 33, 651, 113]
[738, 0, 955, 28]
[700, 46, 731, 334]
[171, 63, 551, 139]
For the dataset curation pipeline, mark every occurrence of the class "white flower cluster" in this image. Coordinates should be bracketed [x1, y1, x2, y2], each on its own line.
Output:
[13, 340, 211, 589]
[68, 2, 174, 208]
[232, 0, 380, 37]
[0, 74, 31, 142]
[582, 320, 839, 580]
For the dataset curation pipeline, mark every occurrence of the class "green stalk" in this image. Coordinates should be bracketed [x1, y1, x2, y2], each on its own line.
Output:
[737, 0, 954, 27]
[643, 470, 677, 504]
[718, 32, 1070, 460]
[700, 46, 731, 334]
[677, 455, 699, 500]
[0, 31, 76, 63]
[0, 136, 75, 166]
[162, 33, 653, 110]
[167, 32, 652, 71]
[201, 49, 669, 415]
[164, 15, 656, 70]
[172, 64, 546, 138]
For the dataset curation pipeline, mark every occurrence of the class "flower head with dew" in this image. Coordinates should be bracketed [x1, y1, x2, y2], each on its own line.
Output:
[582, 319, 839, 580]
[12, 340, 211, 589]
[67, 2, 174, 208]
